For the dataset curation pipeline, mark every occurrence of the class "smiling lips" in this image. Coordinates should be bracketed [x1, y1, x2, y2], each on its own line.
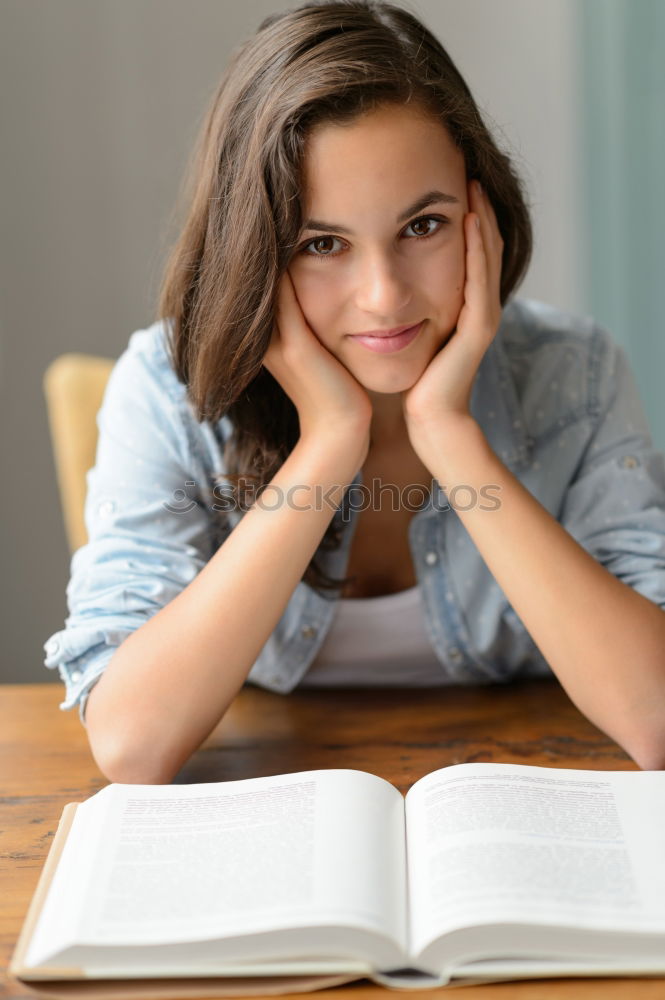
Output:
[348, 320, 424, 354]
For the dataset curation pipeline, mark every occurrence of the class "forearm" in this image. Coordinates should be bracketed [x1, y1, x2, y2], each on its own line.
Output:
[427, 417, 665, 770]
[85, 433, 361, 783]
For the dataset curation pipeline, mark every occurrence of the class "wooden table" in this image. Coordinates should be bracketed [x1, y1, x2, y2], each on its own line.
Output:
[2, 679, 663, 999]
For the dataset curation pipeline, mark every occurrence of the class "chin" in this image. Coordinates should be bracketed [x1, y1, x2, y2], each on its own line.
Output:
[357, 366, 425, 395]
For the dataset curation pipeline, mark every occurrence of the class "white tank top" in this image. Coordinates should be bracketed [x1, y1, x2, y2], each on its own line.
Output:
[300, 584, 454, 687]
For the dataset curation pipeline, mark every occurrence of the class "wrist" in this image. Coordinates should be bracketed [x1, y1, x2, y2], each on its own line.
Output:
[410, 413, 487, 473]
[296, 424, 369, 479]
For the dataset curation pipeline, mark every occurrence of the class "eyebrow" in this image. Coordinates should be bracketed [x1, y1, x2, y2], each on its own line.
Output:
[302, 189, 460, 235]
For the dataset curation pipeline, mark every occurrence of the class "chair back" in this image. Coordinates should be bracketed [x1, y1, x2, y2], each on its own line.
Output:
[43, 353, 115, 553]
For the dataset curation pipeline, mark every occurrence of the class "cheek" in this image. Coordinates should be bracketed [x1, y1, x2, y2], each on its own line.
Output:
[286, 266, 339, 349]
[445, 232, 467, 286]
[422, 242, 466, 311]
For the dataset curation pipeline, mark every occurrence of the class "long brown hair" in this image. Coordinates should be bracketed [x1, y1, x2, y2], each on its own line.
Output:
[156, 0, 533, 595]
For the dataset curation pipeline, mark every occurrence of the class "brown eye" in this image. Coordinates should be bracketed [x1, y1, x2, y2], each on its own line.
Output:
[301, 235, 344, 259]
[312, 237, 336, 254]
[411, 218, 432, 237]
[406, 216, 448, 238]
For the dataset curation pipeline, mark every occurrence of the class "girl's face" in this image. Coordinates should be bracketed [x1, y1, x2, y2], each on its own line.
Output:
[287, 102, 469, 395]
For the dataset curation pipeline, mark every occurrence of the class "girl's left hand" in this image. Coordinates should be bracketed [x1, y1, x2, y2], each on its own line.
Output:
[402, 179, 504, 449]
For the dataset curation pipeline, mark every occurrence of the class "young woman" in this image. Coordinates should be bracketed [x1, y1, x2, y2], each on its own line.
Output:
[44, 0, 665, 781]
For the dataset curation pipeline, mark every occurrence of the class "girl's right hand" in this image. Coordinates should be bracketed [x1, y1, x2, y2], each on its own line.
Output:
[263, 270, 373, 456]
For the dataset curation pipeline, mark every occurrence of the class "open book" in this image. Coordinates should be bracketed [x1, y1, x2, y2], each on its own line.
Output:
[11, 763, 665, 996]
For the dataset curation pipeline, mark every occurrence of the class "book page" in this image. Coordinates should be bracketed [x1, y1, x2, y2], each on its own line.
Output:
[404, 763, 665, 957]
[26, 768, 406, 968]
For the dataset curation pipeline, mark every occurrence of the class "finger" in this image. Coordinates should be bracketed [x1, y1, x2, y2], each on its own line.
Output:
[264, 277, 290, 370]
[275, 269, 311, 344]
[463, 211, 489, 314]
[472, 181, 503, 297]
[269, 272, 298, 360]
[274, 270, 292, 326]
[262, 333, 280, 376]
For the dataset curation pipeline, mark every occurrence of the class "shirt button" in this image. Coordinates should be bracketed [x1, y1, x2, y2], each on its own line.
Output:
[98, 500, 116, 517]
[449, 647, 462, 662]
[45, 639, 60, 656]
[621, 455, 638, 469]
[301, 624, 318, 639]
[70, 670, 82, 683]
[424, 551, 438, 566]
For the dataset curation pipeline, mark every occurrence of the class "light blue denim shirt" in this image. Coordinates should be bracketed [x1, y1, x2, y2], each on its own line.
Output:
[44, 298, 665, 723]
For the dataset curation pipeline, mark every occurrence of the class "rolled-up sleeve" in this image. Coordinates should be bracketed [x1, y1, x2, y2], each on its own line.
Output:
[44, 328, 222, 724]
[559, 327, 665, 609]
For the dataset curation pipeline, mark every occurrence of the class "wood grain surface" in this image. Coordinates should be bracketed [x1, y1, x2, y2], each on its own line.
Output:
[2, 679, 663, 1000]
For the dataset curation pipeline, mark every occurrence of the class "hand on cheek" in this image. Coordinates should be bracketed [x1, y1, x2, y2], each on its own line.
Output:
[402, 178, 504, 436]
[263, 270, 373, 444]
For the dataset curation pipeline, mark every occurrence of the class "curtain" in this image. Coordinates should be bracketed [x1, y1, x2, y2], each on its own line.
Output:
[579, 0, 665, 448]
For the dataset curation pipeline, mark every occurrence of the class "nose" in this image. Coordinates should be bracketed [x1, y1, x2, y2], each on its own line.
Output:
[353, 251, 413, 319]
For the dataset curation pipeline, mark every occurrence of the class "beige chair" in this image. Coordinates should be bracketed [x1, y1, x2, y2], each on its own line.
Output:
[43, 353, 115, 553]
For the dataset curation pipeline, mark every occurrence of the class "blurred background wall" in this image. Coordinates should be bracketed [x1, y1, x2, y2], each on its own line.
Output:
[1, 0, 662, 687]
